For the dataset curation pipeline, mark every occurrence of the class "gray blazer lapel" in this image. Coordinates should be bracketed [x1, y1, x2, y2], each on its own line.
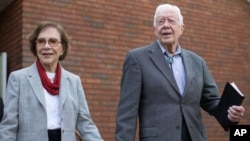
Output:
[148, 41, 180, 93]
[27, 63, 46, 109]
[182, 50, 194, 96]
[59, 68, 69, 111]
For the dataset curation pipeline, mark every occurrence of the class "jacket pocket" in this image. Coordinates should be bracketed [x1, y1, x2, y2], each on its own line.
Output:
[140, 127, 158, 138]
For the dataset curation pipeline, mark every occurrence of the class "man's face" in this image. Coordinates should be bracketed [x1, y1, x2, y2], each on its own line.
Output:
[154, 8, 184, 47]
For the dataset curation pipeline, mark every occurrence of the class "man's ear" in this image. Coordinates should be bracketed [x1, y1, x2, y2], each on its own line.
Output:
[153, 26, 157, 36]
[180, 24, 185, 35]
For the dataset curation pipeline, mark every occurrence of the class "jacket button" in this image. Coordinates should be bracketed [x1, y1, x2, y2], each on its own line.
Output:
[176, 125, 180, 129]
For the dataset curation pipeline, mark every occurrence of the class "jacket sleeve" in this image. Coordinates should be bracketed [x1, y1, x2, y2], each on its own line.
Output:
[115, 51, 142, 141]
[200, 59, 220, 114]
[0, 72, 19, 141]
[75, 76, 103, 141]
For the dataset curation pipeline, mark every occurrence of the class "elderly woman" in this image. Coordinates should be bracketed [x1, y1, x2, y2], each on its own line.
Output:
[0, 21, 103, 141]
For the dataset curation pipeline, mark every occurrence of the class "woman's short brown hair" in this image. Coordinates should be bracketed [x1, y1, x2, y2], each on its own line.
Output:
[29, 21, 70, 60]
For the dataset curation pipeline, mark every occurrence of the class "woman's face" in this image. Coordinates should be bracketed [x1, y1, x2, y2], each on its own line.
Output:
[36, 27, 64, 72]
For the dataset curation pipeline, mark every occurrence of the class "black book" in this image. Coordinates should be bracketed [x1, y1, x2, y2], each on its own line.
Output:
[214, 82, 245, 131]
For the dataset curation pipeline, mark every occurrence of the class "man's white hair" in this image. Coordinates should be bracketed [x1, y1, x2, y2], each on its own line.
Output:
[153, 4, 184, 27]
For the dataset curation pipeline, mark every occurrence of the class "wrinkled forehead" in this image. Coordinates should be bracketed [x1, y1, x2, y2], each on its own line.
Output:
[38, 27, 61, 38]
[156, 8, 179, 20]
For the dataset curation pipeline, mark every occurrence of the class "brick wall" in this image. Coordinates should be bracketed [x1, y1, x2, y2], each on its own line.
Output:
[0, 0, 250, 140]
[0, 0, 23, 73]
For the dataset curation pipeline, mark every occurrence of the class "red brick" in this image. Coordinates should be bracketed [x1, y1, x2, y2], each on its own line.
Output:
[1, 0, 250, 141]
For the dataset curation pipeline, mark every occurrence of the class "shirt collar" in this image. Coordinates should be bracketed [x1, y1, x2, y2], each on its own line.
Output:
[157, 40, 182, 56]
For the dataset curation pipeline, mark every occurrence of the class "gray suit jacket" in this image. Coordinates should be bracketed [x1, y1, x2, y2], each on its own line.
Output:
[115, 41, 220, 141]
[0, 63, 103, 141]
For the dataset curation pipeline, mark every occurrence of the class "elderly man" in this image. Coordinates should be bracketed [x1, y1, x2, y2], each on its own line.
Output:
[115, 3, 245, 141]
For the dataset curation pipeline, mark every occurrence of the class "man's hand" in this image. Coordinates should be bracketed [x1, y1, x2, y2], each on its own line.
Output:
[228, 105, 245, 122]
